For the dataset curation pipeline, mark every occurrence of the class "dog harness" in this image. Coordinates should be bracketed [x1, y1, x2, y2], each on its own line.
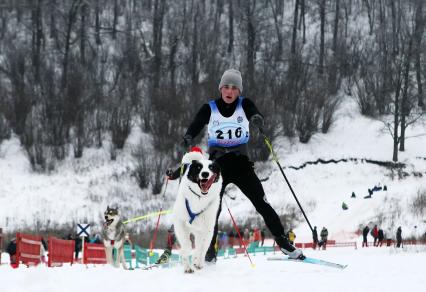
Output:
[185, 199, 202, 224]
[185, 198, 215, 224]
[207, 96, 249, 147]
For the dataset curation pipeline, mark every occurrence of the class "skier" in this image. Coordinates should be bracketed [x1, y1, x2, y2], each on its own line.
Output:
[181, 68, 305, 262]
[362, 225, 370, 247]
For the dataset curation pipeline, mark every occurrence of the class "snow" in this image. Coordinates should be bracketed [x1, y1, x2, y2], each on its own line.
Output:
[2, 246, 426, 292]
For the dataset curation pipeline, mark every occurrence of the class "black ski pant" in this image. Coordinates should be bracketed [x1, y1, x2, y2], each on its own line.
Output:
[207, 153, 285, 255]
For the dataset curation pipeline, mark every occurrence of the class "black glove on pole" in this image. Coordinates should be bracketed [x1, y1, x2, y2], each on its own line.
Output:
[259, 128, 314, 233]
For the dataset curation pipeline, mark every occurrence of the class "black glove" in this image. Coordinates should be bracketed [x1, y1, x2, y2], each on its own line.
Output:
[250, 114, 264, 130]
[166, 168, 174, 178]
[182, 134, 193, 148]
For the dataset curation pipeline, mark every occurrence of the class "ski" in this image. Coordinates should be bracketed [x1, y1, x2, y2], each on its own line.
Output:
[140, 261, 178, 270]
[267, 256, 348, 270]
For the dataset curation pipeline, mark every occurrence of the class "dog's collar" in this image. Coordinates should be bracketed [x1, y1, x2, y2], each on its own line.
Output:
[188, 186, 201, 198]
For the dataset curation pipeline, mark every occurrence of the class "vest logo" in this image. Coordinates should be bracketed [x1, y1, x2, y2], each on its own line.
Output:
[213, 120, 219, 126]
[237, 116, 243, 123]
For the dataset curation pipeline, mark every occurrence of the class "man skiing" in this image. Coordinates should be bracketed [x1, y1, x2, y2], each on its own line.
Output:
[181, 68, 304, 262]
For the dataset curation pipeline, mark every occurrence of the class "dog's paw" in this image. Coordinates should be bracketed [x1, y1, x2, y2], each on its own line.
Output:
[194, 263, 203, 270]
[184, 267, 195, 273]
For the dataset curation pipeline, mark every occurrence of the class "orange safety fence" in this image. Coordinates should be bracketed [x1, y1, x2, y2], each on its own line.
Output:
[83, 243, 107, 264]
[16, 233, 42, 267]
[48, 236, 75, 267]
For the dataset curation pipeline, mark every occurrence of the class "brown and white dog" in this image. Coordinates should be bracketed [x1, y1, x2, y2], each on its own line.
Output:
[173, 152, 222, 273]
[102, 206, 128, 269]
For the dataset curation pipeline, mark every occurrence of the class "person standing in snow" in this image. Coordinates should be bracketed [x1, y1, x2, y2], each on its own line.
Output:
[312, 226, 319, 249]
[319, 227, 328, 250]
[362, 225, 370, 247]
[181, 69, 304, 262]
[371, 225, 379, 246]
[396, 226, 403, 248]
[377, 229, 384, 247]
[287, 229, 296, 245]
[260, 228, 266, 247]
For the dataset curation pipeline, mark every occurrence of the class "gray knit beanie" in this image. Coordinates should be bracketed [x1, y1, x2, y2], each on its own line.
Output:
[218, 69, 243, 93]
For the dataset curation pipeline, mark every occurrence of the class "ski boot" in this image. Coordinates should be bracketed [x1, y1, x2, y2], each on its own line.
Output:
[156, 248, 171, 264]
[204, 247, 217, 263]
[275, 235, 305, 260]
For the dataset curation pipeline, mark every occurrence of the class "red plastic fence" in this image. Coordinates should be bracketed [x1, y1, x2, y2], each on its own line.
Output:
[48, 236, 75, 267]
[16, 233, 42, 267]
[83, 243, 107, 264]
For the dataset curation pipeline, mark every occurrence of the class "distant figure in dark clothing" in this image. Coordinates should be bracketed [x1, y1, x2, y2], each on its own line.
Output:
[260, 229, 266, 247]
[396, 226, 402, 248]
[6, 238, 17, 264]
[378, 229, 384, 247]
[75, 236, 82, 260]
[318, 227, 328, 250]
[351, 192, 356, 198]
[342, 202, 348, 210]
[362, 225, 370, 247]
[312, 226, 319, 250]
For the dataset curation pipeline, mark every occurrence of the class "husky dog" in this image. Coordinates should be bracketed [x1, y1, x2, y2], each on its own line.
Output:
[173, 154, 222, 273]
[102, 206, 127, 269]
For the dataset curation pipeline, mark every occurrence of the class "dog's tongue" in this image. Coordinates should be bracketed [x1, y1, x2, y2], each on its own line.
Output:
[200, 174, 217, 193]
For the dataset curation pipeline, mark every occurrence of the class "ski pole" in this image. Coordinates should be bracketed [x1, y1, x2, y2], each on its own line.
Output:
[149, 177, 169, 256]
[223, 197, 255, 268]
[259, 128, 314, 233]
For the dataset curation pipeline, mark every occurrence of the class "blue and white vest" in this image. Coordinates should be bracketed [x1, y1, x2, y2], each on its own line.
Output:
[207, 97, 250, 148]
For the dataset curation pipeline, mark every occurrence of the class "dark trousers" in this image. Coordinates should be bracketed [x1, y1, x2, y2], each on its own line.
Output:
[207, 154, 285, 254]
[362, 236, 368, 247]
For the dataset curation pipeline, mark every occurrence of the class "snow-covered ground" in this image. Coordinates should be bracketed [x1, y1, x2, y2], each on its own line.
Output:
[2, 246, 426, 292]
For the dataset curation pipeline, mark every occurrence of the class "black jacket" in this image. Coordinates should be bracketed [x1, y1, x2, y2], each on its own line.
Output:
[185, 97, 262, 160]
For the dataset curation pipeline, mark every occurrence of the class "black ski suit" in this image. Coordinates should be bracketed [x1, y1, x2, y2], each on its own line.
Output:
[184, 97, 286, 256]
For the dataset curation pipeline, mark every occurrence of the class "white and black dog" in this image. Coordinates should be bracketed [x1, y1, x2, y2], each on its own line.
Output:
[173, 151, 222, 273]
[102, 206, 128, 269]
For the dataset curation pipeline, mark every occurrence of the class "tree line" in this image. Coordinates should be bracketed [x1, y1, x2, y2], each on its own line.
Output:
[0, 0, 424, 192]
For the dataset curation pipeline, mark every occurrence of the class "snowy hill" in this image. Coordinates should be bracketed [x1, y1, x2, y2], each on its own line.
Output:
[0, 96, 425, 241]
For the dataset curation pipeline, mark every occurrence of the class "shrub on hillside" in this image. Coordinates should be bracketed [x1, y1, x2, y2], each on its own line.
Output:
[411, 189, 426, 217]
